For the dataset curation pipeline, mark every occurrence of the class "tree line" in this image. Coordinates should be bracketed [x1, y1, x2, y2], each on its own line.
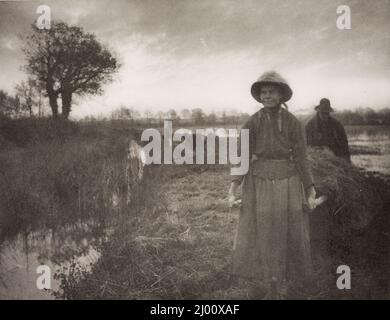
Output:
[332, 108, 390, 126]
[2, 90, 390, 126]
[83, 106, 390, 126]
[87, 106, 251, 126]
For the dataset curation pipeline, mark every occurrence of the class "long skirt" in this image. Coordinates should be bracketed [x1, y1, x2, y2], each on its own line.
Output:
[232, 167, 313, 285]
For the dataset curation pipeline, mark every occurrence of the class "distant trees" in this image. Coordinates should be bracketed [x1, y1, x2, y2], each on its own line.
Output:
[0, 83, 49, 119]
[14, 78, 44, 117]
[110, 106, 141, 122]
[143, 110, 153, 122]
[22, 21, 119, 119]
[0, 90, 20, 118]
[103, 106, 251, 125]
[4, 79, 390, 127]
[180, 109, 191, 120]
[334, 108, 390, 125]
[15, 80, 34, 117]
[220, 110, 227, 125]
[156, 111, 165, 122]
[80, 106, 390, 126]
[191, 108, 205, 123]
[206, 112, 217, 124]
[167, 109, 179, 120]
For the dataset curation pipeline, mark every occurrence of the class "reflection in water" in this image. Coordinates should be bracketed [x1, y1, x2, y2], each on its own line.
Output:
[348, 127, 390, 174]
[352, 155, 390, 175]
[0, 238, 54, 299]
[0, 223, 101, 299]
[0, 139, 144, 300]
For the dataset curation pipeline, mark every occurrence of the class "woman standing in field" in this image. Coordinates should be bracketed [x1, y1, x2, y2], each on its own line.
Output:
[228, 71, 317, 299]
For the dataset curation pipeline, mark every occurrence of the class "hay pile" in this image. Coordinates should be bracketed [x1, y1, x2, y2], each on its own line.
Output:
[308, 147, 383, 230]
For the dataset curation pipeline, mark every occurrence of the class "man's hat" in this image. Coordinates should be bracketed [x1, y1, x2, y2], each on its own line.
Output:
[315, 98, 334, 112]
[251, 71, 293, 103]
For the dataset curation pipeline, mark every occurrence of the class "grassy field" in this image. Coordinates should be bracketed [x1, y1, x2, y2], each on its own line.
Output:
[54, 158, 390, 300]
[54, 163, 246, 299]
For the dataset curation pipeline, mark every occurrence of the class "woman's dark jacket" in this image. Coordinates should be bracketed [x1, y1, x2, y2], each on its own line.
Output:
[232, 106, 314, 190]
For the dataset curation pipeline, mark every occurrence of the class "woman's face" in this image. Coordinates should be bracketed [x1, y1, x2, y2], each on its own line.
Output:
[259, 85, 282, 108]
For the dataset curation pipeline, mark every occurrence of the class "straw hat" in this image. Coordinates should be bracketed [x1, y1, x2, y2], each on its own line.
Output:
[250, 71, 293, 103]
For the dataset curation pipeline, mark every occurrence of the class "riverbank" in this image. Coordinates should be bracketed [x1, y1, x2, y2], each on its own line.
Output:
[55, 155, 390, 299]
[1, 120, 389, 299]
[0, 119, 144, 299]
[0, 119, 142, 243]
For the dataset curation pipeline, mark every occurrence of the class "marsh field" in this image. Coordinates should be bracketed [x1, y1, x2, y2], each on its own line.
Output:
[0, 120, 389, 299]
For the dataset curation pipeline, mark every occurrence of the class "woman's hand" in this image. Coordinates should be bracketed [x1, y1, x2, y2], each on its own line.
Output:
[228, 181, 240, 208]
[306, 185, 316, 210]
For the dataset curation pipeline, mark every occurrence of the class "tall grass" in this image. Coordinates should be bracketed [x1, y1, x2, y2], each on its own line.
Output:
[0, 118, 139, 243]
[53, 163, 236, 300]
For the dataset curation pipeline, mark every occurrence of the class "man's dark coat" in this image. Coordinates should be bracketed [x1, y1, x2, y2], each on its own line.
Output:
[305, 113, 351, 162]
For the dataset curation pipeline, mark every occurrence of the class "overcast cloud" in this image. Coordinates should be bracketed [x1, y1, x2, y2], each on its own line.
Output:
[0, 0, 389, 118]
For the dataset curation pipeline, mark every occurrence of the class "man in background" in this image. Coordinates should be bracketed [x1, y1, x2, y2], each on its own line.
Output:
[305, 98, 351, 163]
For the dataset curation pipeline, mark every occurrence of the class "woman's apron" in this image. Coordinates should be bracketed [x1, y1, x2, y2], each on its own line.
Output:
[232, 159, 313, 285]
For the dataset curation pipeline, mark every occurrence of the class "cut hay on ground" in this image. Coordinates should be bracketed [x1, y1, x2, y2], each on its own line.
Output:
[308, 147, 383, 230]
[55, 147, 389, 299]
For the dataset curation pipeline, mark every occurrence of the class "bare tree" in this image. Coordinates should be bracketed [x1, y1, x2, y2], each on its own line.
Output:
[111, 106, 141, 124]
[191, 108, 205, 124]
[157, 111, 164, 123]
[143, 109, 154, 123]
[22, 21, 120, 119]
[180, 108, 191, 120]
[14, 78, 41, 117]
[167, 109, 178, 120]
[0, 90, 20, 118]
[206, 111, 217, 124]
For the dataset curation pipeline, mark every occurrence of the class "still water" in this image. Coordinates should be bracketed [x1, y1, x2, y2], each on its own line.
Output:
[0, 139, 144, 299]
[0, 224, 101, 299]
[348, 126, 390, 175]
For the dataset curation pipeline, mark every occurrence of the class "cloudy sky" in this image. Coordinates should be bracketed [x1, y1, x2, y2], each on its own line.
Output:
[0, 0, 389, 118]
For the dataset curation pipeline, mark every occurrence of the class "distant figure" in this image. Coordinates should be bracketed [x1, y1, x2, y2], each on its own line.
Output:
[305, 98, 351, 163]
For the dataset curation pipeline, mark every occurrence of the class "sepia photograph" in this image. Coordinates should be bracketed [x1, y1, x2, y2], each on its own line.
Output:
[0, 0, 389, 304]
